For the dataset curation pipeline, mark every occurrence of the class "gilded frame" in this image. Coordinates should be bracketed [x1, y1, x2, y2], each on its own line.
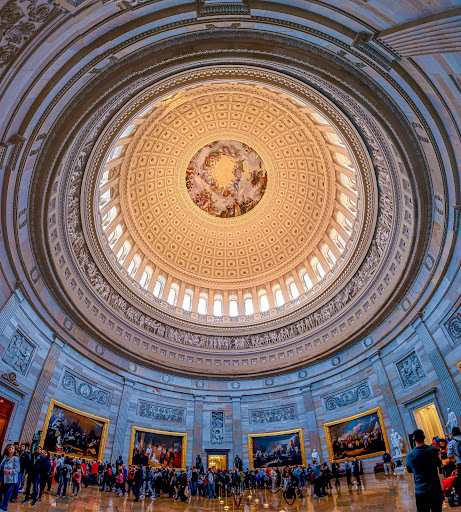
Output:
[39, 399, 110, 462]
[248, 428, 306, 469]
[129, 426, 187, 469]
[324, 407, 390, 462]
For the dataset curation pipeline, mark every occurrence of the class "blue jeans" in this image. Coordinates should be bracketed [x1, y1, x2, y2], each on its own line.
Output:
[207, 482, 215, 498]
[0, 483, 16, 510]
[57, 477, 69, 496]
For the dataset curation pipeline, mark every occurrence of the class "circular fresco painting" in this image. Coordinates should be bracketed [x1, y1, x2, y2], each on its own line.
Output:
[186, 140, 267, 218]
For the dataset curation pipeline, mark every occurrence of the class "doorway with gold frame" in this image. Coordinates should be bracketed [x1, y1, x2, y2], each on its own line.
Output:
[413, 403, 444, 442]
[206, 449, 229, 471]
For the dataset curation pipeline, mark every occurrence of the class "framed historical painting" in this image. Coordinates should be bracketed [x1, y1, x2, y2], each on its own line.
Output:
[129, 427, 187, 469]
[324, 407, 390, 461]
[40, 400, 109, 462]
[248, 428, 306, 469]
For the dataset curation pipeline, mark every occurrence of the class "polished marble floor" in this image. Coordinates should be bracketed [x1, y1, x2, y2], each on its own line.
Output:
[9, 473, 459, 512]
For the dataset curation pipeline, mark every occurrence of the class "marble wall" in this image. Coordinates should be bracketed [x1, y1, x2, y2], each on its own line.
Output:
[1, 269, 460, 471]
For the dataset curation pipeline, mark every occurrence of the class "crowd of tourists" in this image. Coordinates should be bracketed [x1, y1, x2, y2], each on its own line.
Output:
[1, 426, 461, 512]
[0, 440, 368, 510]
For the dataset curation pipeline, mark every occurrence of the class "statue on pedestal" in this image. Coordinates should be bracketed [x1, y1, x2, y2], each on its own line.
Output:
[31, 431, 42, 454]
[390, 429, 403, 456]
[446, 408, 458, 433]
[196, 454, 204, 475]
[311, 448, 319, 463]
[234, 455, 243, 471]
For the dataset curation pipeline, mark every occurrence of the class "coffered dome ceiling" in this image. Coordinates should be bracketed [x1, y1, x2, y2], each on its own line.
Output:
[4, 0, 455, 378]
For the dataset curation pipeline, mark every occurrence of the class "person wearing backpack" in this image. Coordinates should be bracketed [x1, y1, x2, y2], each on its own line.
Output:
[447, 426, 461, 502]
[56, 457, 72, 498]
[71, 463, 82, 497]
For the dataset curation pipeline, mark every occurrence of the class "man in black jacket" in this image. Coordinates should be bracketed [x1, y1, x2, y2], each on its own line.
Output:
[406, 429, 442, 512]
[132, 465, 144, 502]
[22, 446, 46, 506]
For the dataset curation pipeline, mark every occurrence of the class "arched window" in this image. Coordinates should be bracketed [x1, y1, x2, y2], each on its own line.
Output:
[288, 281, 299, 299]
[213, 296, 223, 317]
[313, 260, 326, 280]
[108, 145, 123, 161]
[139, 266, 152, 288]
[116, 241, 131, 263]
[100, 189, 111, 206]
[198, 295, 208, 315]
[102, 206, 117, 230]
[108, 225, 122, 247]
[127, 254, 141, 277]
[167, 284, 179, 306]
[182, 290, 193, 311]
[302, 272, 313, 290]
[337, 234, 346, 248]
[244, 295, 254, 315]
[153, 276, 165, 298]
[274, 288, 284, 307]
[229, 296, 239, 317]
[259, 292, 270, 312]
[327, 249, 337, 266]
[120, 124, 135, 138]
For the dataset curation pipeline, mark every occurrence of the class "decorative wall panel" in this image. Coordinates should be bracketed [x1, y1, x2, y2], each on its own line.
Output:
[396, 353, 426, 388]
[211, 411, 224, 444]
[2, 331, 35, 375]
[137, 400, 185, 423]
[61, 369, 112, 406]
[250, 405, 297, 424]
[324, 380, 371, 411]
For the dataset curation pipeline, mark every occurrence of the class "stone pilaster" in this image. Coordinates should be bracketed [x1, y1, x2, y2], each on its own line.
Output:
[0, 286, 24, 333]
[111, 377, 134, 463]
[300, 384, 320, 453]
[232, 396, 242, 466]
[414, 314, 461, 418]
[20, 334, 64, 444]
[368, 350, 406, 441]
[193, 395, 204, 464]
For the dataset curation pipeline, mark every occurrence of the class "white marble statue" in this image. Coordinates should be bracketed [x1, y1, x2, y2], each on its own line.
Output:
[446, 408, 458, 432]
[390, 429, 403, 456]
[311, 449, 319, 462]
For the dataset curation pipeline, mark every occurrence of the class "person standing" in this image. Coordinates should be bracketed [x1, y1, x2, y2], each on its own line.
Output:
[447, 426, 461, 501]
[331, 461, 340, 487]
[207, 468, 215, 499]
[132, 464, 143, 502]
[382, 452, 392, 476]
[406, 428, 443, 512]
[0, 444, 20, 511]
[344, 458, 352, 485]
[22, 446, 45, 507]
[56, 457, 72, 498]
[352, 457, 361, 486]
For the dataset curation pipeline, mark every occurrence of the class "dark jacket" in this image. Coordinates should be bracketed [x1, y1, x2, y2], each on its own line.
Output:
[29, 453, 46, 476]
[406, 444, 442, 496]
[19, 450, 31, 473]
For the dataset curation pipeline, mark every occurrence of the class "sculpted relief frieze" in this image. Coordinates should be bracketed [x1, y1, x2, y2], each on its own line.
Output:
[61, 368, 112, 406]
[2, 331, 36, 375]
[211, 411, 224, 444]
[396, 353, 426, 388]
[250, 405, 297, 424]
[137, 400, 185, 423]
[60, 67, 398, 352]
[0, 0, 63, 73]
[323, 380, 371, 411]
